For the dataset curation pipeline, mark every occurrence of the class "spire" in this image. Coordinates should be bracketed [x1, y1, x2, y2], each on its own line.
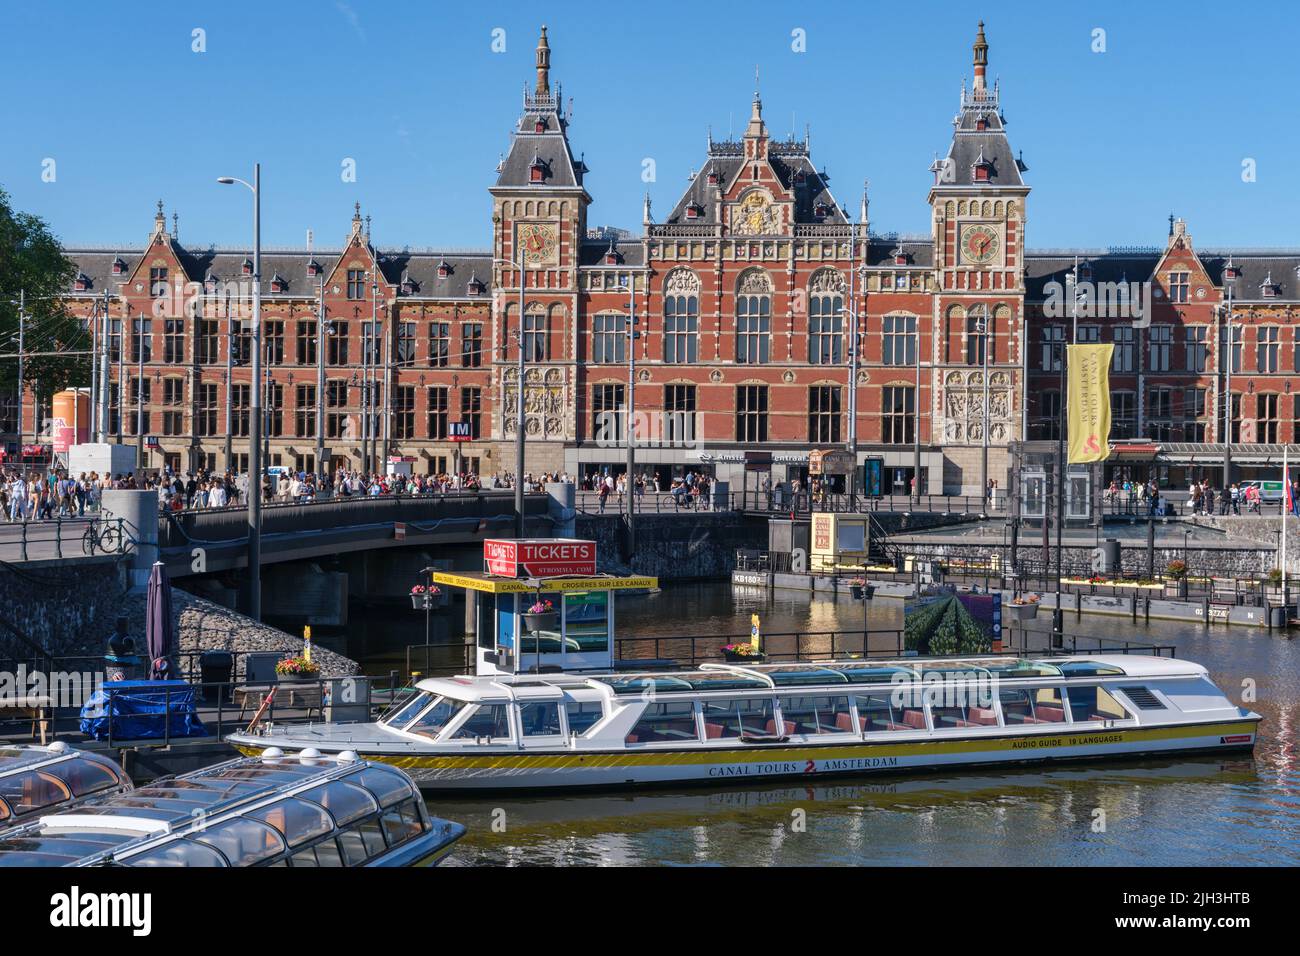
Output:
[171, 212, 179, 241]
[153, 200, 166, 239]
[972, 21, 989, 95]
[535, 25, 551, 96]
[860, 180, 869, 225]
[350, 202, 363, 241]
[643, 191, 653, 225]
[745, 67, 766, 140]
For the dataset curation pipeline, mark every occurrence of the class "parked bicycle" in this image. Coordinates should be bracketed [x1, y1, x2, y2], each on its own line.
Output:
[81, 516, 124, 555]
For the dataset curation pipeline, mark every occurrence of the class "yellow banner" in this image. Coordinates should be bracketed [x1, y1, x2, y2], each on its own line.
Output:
[431, 571, 658, 594]
[1066, 343, 1114, 463]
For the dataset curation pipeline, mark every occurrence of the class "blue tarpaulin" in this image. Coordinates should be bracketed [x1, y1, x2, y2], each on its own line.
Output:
[79, 680, 209, 741]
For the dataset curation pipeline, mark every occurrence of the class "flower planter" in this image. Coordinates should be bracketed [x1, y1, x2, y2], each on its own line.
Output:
[522, 612, 558, 632]
[278, 672, 318, 683]
[722, 650, 767, 664]
[1005, 602, 1040, 621]
[411, 593, 437, 610]
[849, 584, 864, 600]
[862, 585, 876, 601]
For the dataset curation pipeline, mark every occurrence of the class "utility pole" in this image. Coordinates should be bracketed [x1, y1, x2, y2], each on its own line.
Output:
[514, 242, 526, 538]
[117, 305, 127, 444]
[89, 296, 98, 446]
[223, 296, 233, 471]
[99, 289, 111, 441]
[16, 290, 23, 453]
[315, 274, 326, 481]
[979, 308, 990, 504]
[135, 307, 145, 469]
[381, 291, 392, 470]
[846, 259, 858, 509]
[1222, 268, 1235, 491]
[625, 276, 637, 555]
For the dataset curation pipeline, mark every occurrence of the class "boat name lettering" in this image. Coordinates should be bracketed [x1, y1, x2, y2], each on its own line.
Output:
[1009, 733, 1124, 750]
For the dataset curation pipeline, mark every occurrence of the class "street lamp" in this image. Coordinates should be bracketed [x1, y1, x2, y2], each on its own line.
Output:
[492, 247, 527, 538]
[217, 165, 263, 621]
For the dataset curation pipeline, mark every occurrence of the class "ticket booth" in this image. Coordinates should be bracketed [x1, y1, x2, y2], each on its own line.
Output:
[433, 538, 658, 676]
[809, 512, 871, 571]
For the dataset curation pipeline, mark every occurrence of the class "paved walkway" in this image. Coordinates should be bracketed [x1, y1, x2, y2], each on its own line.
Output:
[0, 517, 104, 563]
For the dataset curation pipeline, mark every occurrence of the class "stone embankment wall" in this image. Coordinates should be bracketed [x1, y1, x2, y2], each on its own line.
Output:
[0, 556, 357, 677]
[1191, 516, 1298, 575]
[902, 542, 1269, 577]
[577, 512, 767, 579]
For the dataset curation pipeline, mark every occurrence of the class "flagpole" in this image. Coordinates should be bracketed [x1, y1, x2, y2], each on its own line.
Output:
[1283, 443, 1289, 610]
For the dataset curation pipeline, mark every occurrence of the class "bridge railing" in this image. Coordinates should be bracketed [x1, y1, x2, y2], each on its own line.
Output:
[0, 516, 126, 563]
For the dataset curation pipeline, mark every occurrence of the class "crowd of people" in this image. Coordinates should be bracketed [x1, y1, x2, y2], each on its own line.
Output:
[1, 467, 165, 521]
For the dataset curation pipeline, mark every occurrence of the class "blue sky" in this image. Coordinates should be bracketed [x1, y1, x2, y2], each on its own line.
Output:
[3, 0, 1298, 252]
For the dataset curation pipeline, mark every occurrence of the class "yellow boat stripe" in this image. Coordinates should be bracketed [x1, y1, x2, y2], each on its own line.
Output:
[234, 720, 1255, 772]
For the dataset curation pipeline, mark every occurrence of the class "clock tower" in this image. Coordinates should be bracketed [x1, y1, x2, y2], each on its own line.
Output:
[927, 21, 1030, 494]
[489, 26, 592, 472]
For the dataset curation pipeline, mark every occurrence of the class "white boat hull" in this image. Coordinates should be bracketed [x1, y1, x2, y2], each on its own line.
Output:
[233, 719, 1257, 791]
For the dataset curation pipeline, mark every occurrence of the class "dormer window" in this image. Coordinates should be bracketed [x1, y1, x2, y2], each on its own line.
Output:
[975, 116, 988, 131]
[205, 273, 219, 293]
[400, 271, 416, 295]
[241, 258, 253, 276]
[685, 202, 703, 220]
[971, 148, 993, 182]
[111, 257, 126, 276]
[306, 259, 321, 277]
[74, 273, 89, 292]
[467, 274, 485, 296]
[706, 169, 720, 186]
[1261, 273, 1278, 298]
[528, 152, 546, 184]
[437, 259, 451, 278]
[604, 242, 621, 266]
[270, 273, 287, 293]
[534, 118, 547, 133]
[793, 169, 807, 185]
[814, 201, 830, 220]
[893, 249, 908, 266]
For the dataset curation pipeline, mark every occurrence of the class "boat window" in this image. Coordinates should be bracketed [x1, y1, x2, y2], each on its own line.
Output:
[249, 797, 335, 848]
[0, 771, 70, 816]
[1000, 687, 1068, 724]
[193, 818, 287, 866]
[682, 672, 771, 691]
[519, 701, 563, 736]
[1054, 661, 1125, 678]
[701, 698, 777, 739]
[1066, 686, 1130, 721]
[450, 704, 512, 742]
[353, 766, 418, 808]
[831, 664, 917, 684]
[380, 797, 427, 846]
[384, 691, 434, 729]
[407, 697, 468, 739]
[290, 839, 346, 867]
[985, 660, 1062, 679]
[854, 694, 926, 733]
[597, 675, 694, 695]
[626, 701, 699, 744]
[766, 668, 850, 687]
[564, 701, 604, 735]
[564, 591, 610, 652]
[0, 798, 8, 822]
[126, 839, 231, 868]
[337, 819, 388, 865]
[778, 696, 855, 735]
[929, 701, 999, 730]
[54, 758, 125, 797]
[299, 781, 379, 827]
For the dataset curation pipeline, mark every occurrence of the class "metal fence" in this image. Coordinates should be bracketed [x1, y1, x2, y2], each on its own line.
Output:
[0, 515, 127, 562]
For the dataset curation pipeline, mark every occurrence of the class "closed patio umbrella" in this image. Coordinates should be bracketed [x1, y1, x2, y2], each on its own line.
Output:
[145, 561, 174, 680]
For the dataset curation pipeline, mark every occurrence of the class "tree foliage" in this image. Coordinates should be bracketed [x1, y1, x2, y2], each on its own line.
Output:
[0, 185, 86, 401]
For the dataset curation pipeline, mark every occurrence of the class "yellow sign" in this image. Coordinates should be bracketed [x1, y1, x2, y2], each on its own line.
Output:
[302, 625, 312, 662]
[431, 572, 658, 594]
[1066, 343, 1114, 463]
[750, 613, 761, 654]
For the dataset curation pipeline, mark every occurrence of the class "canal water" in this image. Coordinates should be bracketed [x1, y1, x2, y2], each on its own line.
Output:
[353, 582, 1299, 866]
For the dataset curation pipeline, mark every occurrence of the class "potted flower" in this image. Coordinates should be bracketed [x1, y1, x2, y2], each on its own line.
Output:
[1165, 559, 1189, 599]
[1006, 593, 1040, 620]
[522, 598, 557, 632]
[720, 641, 766, 663]
[410, 583, 441, 609]
[847, 577, 866, 600]
[275, 655, 320, 682]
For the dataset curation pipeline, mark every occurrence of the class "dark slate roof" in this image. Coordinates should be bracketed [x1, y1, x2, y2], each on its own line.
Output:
[577, 239, 646, 268]
[493, 107, 586, 189]
[1023, 253, 1160, 300]
[663, 140, 846, 227]
[64, 246, 493, 300]
[865, 238, 934, 268]
[1203, 254, 1300, 303]
[934, 97, 1026, 189]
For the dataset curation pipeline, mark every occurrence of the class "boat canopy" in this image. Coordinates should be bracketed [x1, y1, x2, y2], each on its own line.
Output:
[0, 744, 130, 827]
[0, 752, 459, 867]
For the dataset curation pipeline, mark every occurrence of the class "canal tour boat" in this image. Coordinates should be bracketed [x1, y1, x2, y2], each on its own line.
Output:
[227, 653, 1261, 792]
[0, 750, 465, 867]
[0, 742, 132, 828]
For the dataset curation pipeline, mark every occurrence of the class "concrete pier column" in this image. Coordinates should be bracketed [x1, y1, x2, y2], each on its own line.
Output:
[102, 489, 159, 590]
[546, 482, 576, 537]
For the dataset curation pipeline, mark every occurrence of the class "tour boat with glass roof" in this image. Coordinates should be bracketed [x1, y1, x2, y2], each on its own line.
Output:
[227, 654, 1260, 792]
[0, 743, 132, 828]
[0, 749, 465, 867]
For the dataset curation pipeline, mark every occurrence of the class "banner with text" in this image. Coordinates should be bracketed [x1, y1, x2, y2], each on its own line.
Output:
[1066, 343, 1114, 463]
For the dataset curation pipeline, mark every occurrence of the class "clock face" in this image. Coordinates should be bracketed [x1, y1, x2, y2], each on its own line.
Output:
[518, 222, 558, 266]
[960, 223, 1001, 265]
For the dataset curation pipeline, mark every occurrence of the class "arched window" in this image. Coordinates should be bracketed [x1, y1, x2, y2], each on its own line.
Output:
[663, 270, 699, 364]
[736, 270, 772, 364]
[808, 270, 845, 365]
[966, 305, 992, 365]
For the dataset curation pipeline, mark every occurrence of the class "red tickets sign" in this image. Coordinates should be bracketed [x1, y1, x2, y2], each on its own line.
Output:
[483, 538, 597, 578]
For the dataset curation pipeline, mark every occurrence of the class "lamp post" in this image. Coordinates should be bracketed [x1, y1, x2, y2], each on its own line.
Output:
[216, 164, 263, 621]
[625, 276, 638, 553]
[976, 309, 990, 505]
[1221, 266, 1236, 490]
[315, 274, 326, 482]
[493, 249, 527, 538]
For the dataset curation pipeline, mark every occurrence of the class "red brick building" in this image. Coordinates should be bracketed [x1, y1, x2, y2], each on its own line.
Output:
[10, 24, 1299, 493]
